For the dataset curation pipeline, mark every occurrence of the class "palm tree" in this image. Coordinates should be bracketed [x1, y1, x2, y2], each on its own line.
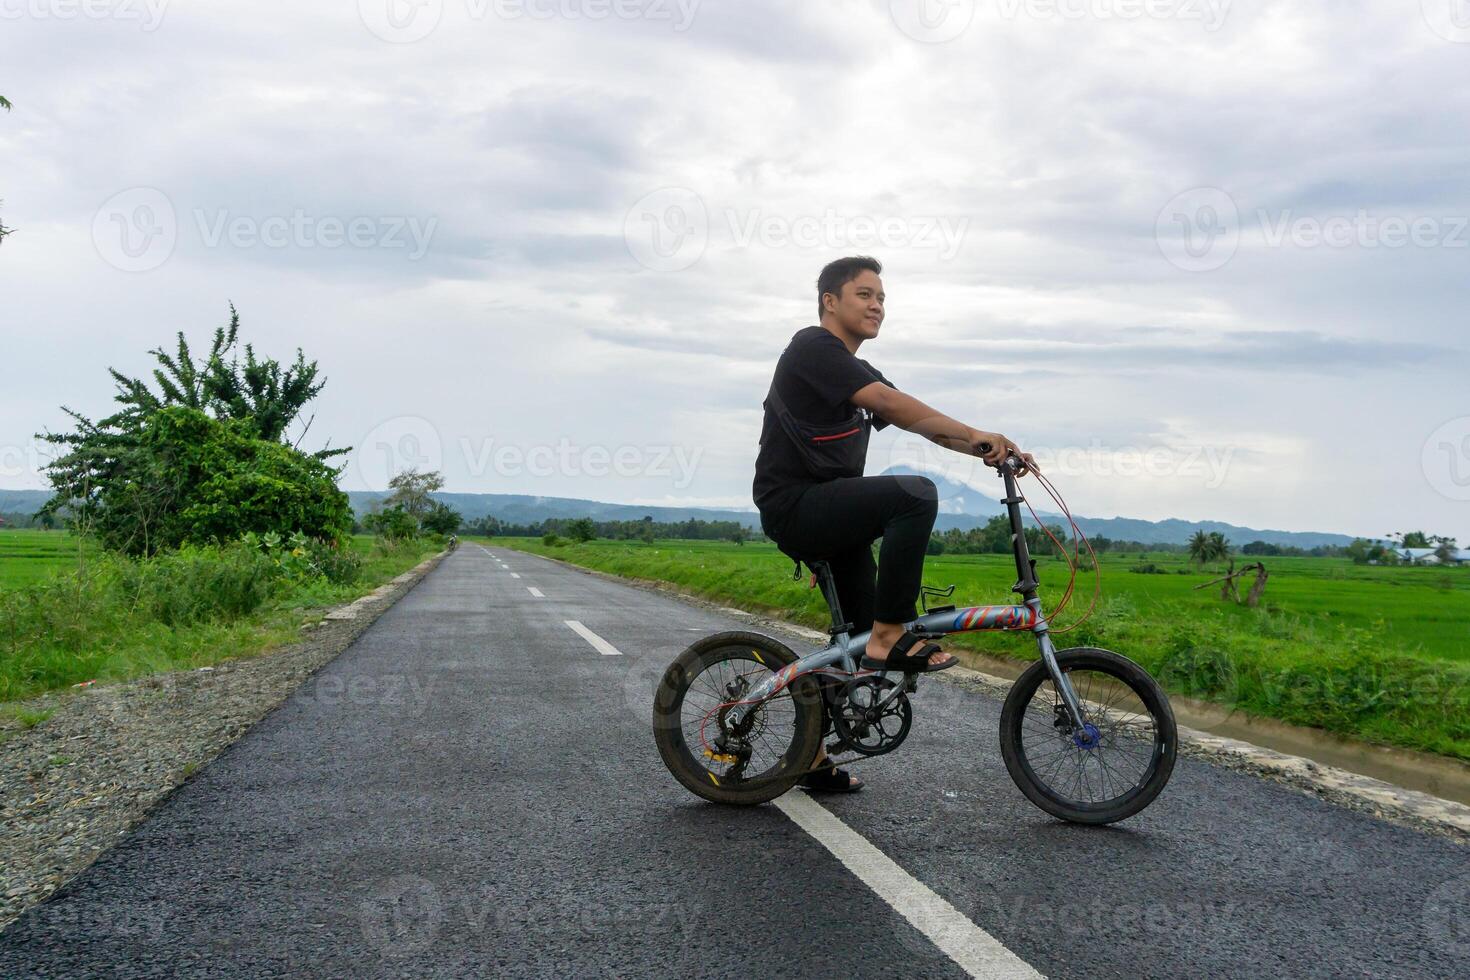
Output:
[1206, 531, 1231, 562]
[1187, 530, 1210, 564]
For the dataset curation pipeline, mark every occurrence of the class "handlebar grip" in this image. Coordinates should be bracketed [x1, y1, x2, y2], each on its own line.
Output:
[976, 441, 1023, 472]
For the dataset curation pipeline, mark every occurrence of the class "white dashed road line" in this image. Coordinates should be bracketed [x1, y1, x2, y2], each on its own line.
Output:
[563, 620, 623, 656]
[510, 572, 520, 578]
[528, 587, 545, 598]
[774, 791, 1042, 979]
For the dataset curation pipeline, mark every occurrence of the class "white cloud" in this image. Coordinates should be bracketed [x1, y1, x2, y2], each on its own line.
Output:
[1, 0, 1467, 542]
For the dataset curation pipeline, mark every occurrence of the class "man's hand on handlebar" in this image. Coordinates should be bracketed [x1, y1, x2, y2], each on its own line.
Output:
[971, 432, 1039, 476]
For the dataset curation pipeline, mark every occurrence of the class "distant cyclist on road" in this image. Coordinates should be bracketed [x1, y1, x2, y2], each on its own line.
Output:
[753, 255, 1037, 793]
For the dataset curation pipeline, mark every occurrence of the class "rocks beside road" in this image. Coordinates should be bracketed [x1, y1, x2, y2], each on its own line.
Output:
[0, 551, 447, 932]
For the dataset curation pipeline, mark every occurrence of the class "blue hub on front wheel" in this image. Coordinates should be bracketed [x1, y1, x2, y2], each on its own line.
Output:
[1071, 722, 1101, 749]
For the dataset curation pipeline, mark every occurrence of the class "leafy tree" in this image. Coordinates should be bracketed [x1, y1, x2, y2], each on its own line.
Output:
[464, 515, 502, 537]
[365, 505, 418, 540]
[95, 305, 341, 456]
[38, 311, 350, 550]
[1346, 538, 1395, 565]
[40, 308, 347, 527]
[1400, 531, 1431, 548]
[383, 469, 445, 520]
[728, 526, 748, 546]
[421, 502, 462, 535]
[63, 407, 351, 555]
[209, 336, 331, 445]
[568, 517, 596, 543]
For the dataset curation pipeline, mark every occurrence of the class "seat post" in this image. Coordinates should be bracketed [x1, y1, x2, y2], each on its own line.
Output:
[806, 560, 853, 637]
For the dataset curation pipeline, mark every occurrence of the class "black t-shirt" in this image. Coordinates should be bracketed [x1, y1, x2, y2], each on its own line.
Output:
[752, 326, 895, 528]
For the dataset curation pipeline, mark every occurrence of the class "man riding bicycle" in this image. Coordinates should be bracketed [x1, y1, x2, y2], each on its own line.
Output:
[752, 255, 1037, 793]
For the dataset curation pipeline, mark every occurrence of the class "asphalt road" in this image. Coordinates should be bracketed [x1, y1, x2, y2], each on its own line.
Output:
[2, 546, 1466, 978]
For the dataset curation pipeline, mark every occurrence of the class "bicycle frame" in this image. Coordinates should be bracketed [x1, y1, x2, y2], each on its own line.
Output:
[725, 457, 1089, 732]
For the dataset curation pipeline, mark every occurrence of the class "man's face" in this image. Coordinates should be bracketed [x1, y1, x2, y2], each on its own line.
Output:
[825, 270, 885, 338]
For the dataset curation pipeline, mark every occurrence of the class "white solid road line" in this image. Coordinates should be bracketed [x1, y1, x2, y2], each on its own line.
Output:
[563, 620, 623, 656]
[527, 587, 545, 598]
[774, 792, 1043, 980]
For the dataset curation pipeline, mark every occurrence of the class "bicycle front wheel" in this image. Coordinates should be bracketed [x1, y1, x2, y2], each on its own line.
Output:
[1000, 647, 1176, 824]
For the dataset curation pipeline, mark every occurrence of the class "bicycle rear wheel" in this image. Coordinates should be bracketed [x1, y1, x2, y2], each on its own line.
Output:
[1000, 647, 1176, 824]
[653, 631, 823, 806]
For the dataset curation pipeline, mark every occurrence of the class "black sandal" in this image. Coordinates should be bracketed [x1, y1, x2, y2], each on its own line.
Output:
[801, 763, 864, 794]
[860, 631, 958, 674]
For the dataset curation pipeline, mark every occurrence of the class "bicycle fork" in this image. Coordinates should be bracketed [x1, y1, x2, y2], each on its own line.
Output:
[1031, 601, 1089, 733]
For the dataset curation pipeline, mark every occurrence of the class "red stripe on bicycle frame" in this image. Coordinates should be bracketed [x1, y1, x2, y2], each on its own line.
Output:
[811, 428, 861, 442]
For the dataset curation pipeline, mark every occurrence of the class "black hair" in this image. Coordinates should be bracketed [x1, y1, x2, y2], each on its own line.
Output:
[816, 255, 882, 319]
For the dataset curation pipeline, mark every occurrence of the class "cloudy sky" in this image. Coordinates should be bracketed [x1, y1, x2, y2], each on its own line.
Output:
[2, 0, 1468, 541]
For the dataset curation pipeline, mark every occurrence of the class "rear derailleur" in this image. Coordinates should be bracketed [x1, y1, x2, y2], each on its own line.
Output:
[707, 675, 755, 779]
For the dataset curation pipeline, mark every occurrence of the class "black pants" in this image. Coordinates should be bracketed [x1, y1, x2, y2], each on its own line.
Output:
[764, 474, 939, 632]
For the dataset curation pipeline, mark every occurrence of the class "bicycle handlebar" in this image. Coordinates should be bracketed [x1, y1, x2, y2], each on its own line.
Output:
[975, 442, 1023, 472]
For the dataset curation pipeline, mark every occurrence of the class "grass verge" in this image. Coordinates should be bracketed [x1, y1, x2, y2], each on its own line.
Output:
[0, 535, 440, 703]
[487, 536, 1470, 761]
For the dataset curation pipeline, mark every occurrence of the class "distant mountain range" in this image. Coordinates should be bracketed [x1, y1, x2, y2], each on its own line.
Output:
[0, 476, 1357, 548]
[361, 468, 1357, 547]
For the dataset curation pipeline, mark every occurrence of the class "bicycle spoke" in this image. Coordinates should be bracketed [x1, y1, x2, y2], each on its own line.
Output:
[678, 651, 806, 782]
[1018, 666, 1162, 808]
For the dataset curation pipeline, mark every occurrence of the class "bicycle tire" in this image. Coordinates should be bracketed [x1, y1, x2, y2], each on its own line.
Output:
[653, 631, 823, 806]
[1000, 646, 1176, 824]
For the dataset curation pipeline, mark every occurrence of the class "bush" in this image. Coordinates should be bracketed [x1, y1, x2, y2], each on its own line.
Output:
[542, 532, 561, 546]
[1129, 562, 1167, 574]
[82, 407, 352, 555]
[244, 530, 361, 586]
[421, 502, 462, 536]
[364, 506, 417, 541]
[108, 543, 281, 627]
[0, 542, 288, 698]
